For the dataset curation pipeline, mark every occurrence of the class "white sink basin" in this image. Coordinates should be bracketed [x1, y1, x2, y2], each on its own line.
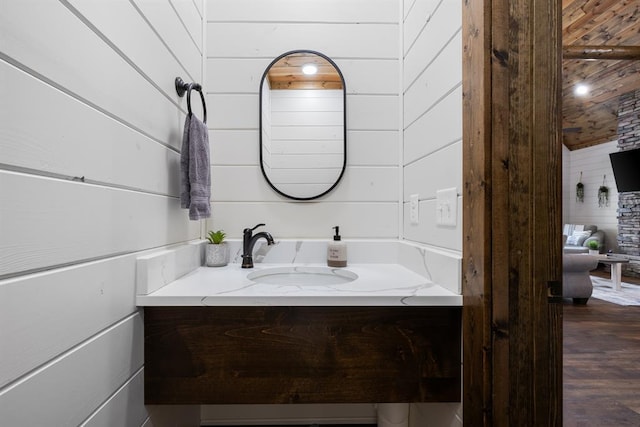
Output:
[247, 266, 358, 285]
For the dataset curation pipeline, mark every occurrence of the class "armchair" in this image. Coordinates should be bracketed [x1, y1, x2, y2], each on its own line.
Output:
[563, 254, 600, 304]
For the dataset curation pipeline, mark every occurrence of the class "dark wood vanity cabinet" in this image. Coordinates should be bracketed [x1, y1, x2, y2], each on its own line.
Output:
[143, 306, 461, 404]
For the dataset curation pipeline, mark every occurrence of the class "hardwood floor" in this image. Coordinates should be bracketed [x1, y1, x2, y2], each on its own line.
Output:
[590, 266, 640, 285]
[563, 272, 640, 426]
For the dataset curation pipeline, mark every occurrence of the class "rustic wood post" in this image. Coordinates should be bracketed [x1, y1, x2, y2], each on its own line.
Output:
[463, 0, 563, 424]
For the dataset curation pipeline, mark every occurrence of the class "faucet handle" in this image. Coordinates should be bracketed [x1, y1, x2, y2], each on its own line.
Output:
[243, 223, 265, 235]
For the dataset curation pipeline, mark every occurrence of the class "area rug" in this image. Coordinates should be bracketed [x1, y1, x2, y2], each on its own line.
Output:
[590, 276, 640, 306]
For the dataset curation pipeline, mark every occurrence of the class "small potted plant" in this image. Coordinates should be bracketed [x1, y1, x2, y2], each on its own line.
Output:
[587, 240, 599, 255]
[206, 230, 229, 267]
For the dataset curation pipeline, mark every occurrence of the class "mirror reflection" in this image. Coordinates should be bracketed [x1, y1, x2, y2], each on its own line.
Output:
[260, 50, 346, 200]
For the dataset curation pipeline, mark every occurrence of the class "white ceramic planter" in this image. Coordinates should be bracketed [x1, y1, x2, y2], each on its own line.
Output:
[206, 243, 230, 267]
[589, 249, 599, 255]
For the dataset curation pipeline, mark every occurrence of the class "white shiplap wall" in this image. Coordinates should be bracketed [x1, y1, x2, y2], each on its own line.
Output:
[268, 89, 344, 198]
[564, 140, 620, 252]
[563, 144, 572, 225]
[0, 0, 203, 425]
[403, 0, 462, 425]
[403, 0, 462, 253]
[205, 0, 400, 239]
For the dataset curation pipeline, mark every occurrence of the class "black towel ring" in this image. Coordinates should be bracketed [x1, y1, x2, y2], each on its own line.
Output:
[175, 77, 207, 123]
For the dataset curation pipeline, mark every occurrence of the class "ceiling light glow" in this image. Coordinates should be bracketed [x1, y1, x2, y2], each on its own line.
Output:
[302, 64, 318, 75]
[574, 84, 590, 96]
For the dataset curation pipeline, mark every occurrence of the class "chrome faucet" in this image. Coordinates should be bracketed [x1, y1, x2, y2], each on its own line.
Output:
[242, 223, 275, 268]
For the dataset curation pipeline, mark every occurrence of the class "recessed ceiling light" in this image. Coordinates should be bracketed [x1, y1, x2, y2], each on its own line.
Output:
[302, 64, 318, 75]
[574, 84, 590, 96]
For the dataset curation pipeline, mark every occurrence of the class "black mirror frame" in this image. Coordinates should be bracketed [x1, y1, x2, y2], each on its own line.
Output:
[259, 49, 347, 201]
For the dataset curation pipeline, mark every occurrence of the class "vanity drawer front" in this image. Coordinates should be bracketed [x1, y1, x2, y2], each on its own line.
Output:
[144, 306, 461, 404]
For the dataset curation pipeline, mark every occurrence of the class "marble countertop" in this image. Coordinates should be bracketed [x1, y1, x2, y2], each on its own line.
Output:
[136, 263, 462, 307]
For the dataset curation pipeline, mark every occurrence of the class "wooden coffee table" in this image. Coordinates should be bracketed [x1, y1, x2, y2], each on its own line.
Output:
[598, 256, 630, 291]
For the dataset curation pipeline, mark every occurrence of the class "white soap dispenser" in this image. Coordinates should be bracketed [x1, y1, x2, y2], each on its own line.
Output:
[327, 226, 347, 267]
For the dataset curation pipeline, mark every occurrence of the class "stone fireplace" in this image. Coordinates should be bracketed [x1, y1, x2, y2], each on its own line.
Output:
[616, 89, 640, 277]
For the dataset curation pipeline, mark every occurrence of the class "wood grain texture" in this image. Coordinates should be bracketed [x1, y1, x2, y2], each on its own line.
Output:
[564, 298, 640, 426]
[561, 0, 640, 149]
[462, 0, 493, 422]
[144, 306, 461, 404]
[563, 45, 640, 60]
[267, 53, 343, 90]
[463, 0, 562, 424]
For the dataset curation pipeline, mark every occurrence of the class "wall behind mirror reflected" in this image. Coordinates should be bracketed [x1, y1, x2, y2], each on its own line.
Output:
[260, 51, 346, 200]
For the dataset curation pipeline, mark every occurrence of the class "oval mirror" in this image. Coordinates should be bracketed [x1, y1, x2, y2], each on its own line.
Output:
[260, 50, 346, 200]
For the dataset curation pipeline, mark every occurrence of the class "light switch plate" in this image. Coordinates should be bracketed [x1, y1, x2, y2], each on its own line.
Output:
[436, 188, 457, 227]
[410, 194, 419, 225]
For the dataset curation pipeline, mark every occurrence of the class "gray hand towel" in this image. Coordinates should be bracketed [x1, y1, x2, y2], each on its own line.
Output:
[180, 114, 211, 220]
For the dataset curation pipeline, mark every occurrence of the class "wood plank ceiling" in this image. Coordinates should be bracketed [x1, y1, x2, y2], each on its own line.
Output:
[266, 52, 343, 90]
[562, 0, 640, 151]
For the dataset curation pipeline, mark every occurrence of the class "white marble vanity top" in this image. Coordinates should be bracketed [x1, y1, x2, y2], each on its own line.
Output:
[136, 263, 462, 307]
[135, 240, 462, 307]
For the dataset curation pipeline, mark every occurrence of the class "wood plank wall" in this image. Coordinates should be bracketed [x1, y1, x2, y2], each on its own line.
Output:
[0, 0, 203, 425]
[205, 0, 401, 239]
[462, 0, 563, 424]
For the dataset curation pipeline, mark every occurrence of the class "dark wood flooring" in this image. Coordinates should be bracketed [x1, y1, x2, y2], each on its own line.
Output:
[563, 270, 640, 426]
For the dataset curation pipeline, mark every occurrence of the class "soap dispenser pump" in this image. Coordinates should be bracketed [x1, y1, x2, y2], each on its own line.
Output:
[327, 226, 347, 267]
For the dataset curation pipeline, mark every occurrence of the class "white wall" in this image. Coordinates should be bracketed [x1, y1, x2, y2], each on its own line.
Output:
[403, 0, 462, 253]
[205, 0, 400, 239]
[261, 78, 273, 175]
[563, 144, 572, 225]
[564, 140, 620, 252]
[0, 0, 203, 425]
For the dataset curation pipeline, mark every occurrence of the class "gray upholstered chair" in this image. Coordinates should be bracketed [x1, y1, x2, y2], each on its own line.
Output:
[563, 254, 600, 304]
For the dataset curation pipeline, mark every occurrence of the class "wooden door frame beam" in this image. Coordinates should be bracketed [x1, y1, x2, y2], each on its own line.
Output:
[461, 0, 492, 423]
[563, 45, 640, 60]
[462, 0, 563, 425]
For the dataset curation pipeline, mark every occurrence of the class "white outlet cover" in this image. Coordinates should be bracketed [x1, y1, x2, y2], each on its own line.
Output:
[410, 194, 419, 225]
[436, 188, 457, 227]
